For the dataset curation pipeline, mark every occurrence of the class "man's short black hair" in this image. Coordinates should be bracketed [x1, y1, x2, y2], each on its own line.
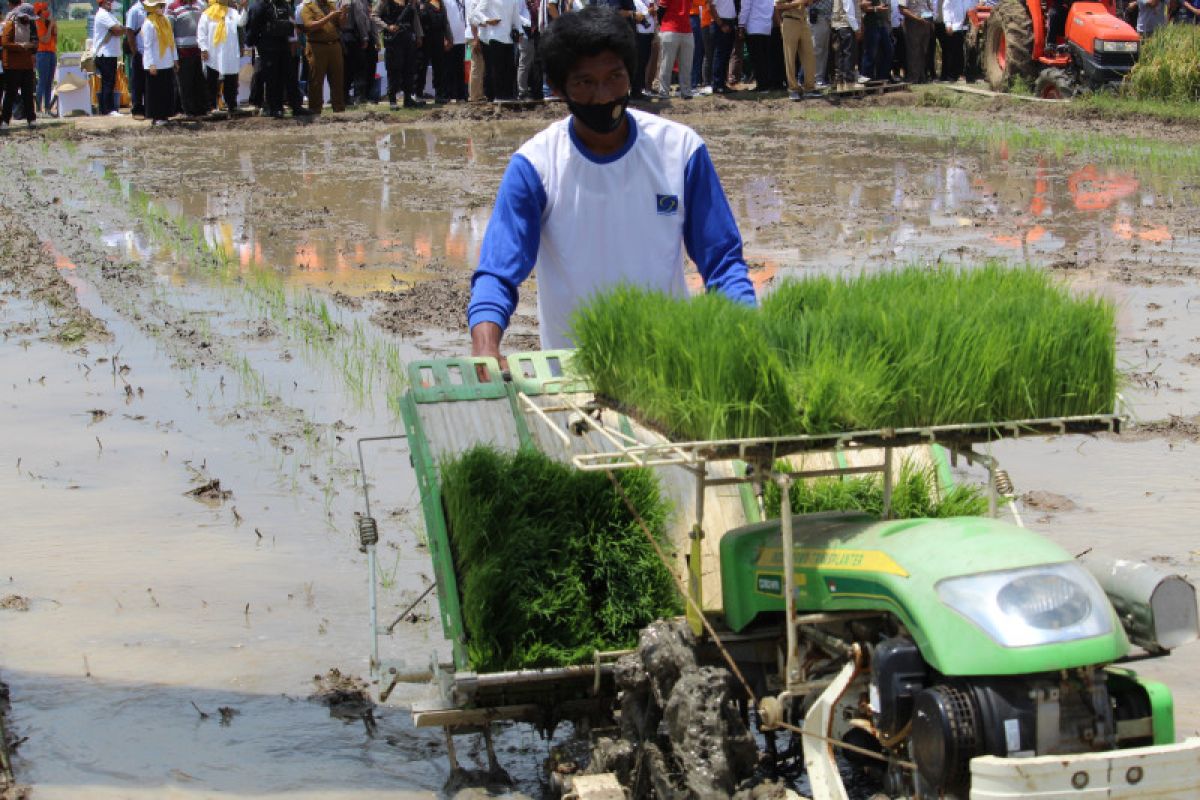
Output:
[539, 6, 637, 94]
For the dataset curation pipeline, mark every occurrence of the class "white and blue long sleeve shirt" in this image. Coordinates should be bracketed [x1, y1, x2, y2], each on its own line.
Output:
[467, 108, 757, 349]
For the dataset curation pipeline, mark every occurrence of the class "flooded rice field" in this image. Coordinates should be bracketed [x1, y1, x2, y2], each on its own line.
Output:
[4, 95, 1200, 797]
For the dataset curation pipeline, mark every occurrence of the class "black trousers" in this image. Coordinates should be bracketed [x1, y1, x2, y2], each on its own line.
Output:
[482, 39, 514, 100]
[129, 51, 145, 114]
[442, 42, 466, 100]
[384, 33, 417, 101]
[422, 34, 445, 98]
[633, 31, 652, 95]
[2, 68, 34, 123]
[903, 17, 930, 83]
[939, 27, 965, 81]
[249, 50, 265, 106]
[206, 66, 238, 111]
[96, 55, 119, 114]
[746, 33, 772, 90]
[258, 46, 301, 112]
[831, 25, 855, 83]
[342, 39, 371, 102]
[145, 66, 175, 120]
[176, 52, 209, 114]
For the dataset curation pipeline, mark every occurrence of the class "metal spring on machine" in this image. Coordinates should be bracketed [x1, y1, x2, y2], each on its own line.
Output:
[357, 514, 379, 551]
[993, 469, 1015, 497]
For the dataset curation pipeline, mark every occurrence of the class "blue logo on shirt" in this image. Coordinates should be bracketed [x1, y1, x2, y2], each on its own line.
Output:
[656, 194, 679, 215]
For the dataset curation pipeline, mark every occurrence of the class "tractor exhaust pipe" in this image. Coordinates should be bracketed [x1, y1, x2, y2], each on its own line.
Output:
[1079, 555, 1200, 653]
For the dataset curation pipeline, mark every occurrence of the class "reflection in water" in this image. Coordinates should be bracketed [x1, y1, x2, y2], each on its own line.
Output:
[105, 124, 1192, 297]
[732, 143, 1182, 272]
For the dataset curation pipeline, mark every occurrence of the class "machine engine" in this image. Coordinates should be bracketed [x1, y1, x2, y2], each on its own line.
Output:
[869, 637, 1154, 799]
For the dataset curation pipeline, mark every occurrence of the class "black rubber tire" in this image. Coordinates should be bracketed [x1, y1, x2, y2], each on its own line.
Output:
[984, 0, 1037, 91]
[1034, 67, 1077, 99]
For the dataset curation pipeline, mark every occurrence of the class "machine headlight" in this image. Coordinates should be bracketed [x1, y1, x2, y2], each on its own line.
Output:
[1095, 39, 1139, 54]
[937, 563, 1114, 647]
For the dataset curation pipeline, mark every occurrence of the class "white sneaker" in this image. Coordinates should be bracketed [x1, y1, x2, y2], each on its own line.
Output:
[856, 74, 871, 84]
[152, 119, 168, 126]
[107, 110, 122, 117]
[815, 81, 830, 89]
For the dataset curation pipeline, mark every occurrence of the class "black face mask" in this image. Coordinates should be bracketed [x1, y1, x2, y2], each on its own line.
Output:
[567, 93, 630, 135]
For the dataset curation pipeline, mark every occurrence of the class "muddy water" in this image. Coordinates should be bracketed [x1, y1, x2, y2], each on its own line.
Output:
[6, 104, 1200, 799]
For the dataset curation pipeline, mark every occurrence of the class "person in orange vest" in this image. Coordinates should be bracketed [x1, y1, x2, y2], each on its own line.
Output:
[32, 1, 53, 113]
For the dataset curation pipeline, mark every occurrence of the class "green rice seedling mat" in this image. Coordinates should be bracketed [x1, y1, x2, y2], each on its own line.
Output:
[571, 264, 1117, 442]
[762, 459, 989, 520]
[440, 445, 683, 673]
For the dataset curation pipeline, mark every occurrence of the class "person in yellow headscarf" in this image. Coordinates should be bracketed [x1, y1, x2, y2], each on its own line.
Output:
[197, 0, 249, 116]
[140, 0, 180, 124]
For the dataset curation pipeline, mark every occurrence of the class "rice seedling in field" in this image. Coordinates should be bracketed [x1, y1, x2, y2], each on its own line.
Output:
[571, 264, 1117, 440]
[1127, 24, 1200, 103]
[440, 446, 681, 672]
[802, 106, 1200, 176]
[762, 459, 989, 519]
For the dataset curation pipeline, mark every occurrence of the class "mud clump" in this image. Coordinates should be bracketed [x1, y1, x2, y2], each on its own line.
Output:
[592, 620, 756, 799]
[1, 677, 28, 799]
[0, 596, 30, 613]
[369, 278, 471, 338]
[185, 479, 232, 502]
[1021, 490, 1077, 513]
[1127, 414, 1200, 442]
[0, 209, 107, 344]
[310, 668, 376, 733]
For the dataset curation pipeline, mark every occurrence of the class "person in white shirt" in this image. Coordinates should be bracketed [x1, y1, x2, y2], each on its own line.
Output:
[197, 0, 249, 115]
[938, 0, 968, 81]
[706, 0, 734, 92]
[468, 6, 755, 357]
[630, 0, 654, 97]
[91, 0, 126, 114]
[124, 0, 147, 116]
[737, 0, 779, 91]
[469, 0, 525, 99]
[139, 0, 178, 123]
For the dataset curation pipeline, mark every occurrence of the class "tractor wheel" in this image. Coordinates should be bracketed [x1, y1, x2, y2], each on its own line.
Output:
[1034, 67, 1077, 99]
[984, 0, 1036, 91]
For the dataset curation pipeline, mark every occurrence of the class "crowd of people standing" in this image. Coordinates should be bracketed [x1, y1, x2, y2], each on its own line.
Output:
[0, 0, 1196, 128]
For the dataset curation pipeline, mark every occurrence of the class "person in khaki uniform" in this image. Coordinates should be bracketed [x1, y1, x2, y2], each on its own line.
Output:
[775, 0, 818, 100]
[300, 0, 347, 111]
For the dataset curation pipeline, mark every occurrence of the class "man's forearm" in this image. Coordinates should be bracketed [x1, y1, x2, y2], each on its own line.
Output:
[470, 321, 504, 358]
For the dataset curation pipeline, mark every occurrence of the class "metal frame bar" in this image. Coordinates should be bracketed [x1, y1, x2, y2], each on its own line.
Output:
[547, 412, 1121, 472]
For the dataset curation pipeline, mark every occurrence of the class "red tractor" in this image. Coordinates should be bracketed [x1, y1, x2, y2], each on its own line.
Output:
[966, 0, 1140, 97]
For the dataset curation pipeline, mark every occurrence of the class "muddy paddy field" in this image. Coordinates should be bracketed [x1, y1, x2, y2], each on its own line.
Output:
[3, 91, 1200, 798]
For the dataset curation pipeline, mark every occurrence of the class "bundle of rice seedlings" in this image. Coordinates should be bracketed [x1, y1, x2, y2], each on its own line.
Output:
[1127, 24, 1200, 103]
[440, 446, 681, 672]
[570, 264, 1116, 440]
[761, 460, 989, 519]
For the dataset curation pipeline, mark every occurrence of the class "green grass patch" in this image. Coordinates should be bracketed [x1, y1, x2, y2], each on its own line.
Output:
[1074, 92, 1200, 124]
[762, 460, 989, 519]
[800, 105, 1200, 176]
[1127, 24, 1200, 102]
[571, 264, 1117, 440]
[58, 19, 87, 53]
[441, 446, 682, 672]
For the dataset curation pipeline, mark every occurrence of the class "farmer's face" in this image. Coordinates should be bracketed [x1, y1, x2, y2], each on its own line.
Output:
[562, 51, 629, 106]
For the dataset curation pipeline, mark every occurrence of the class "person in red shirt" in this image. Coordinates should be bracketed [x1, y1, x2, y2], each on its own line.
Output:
[654, 0, 692, 97]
